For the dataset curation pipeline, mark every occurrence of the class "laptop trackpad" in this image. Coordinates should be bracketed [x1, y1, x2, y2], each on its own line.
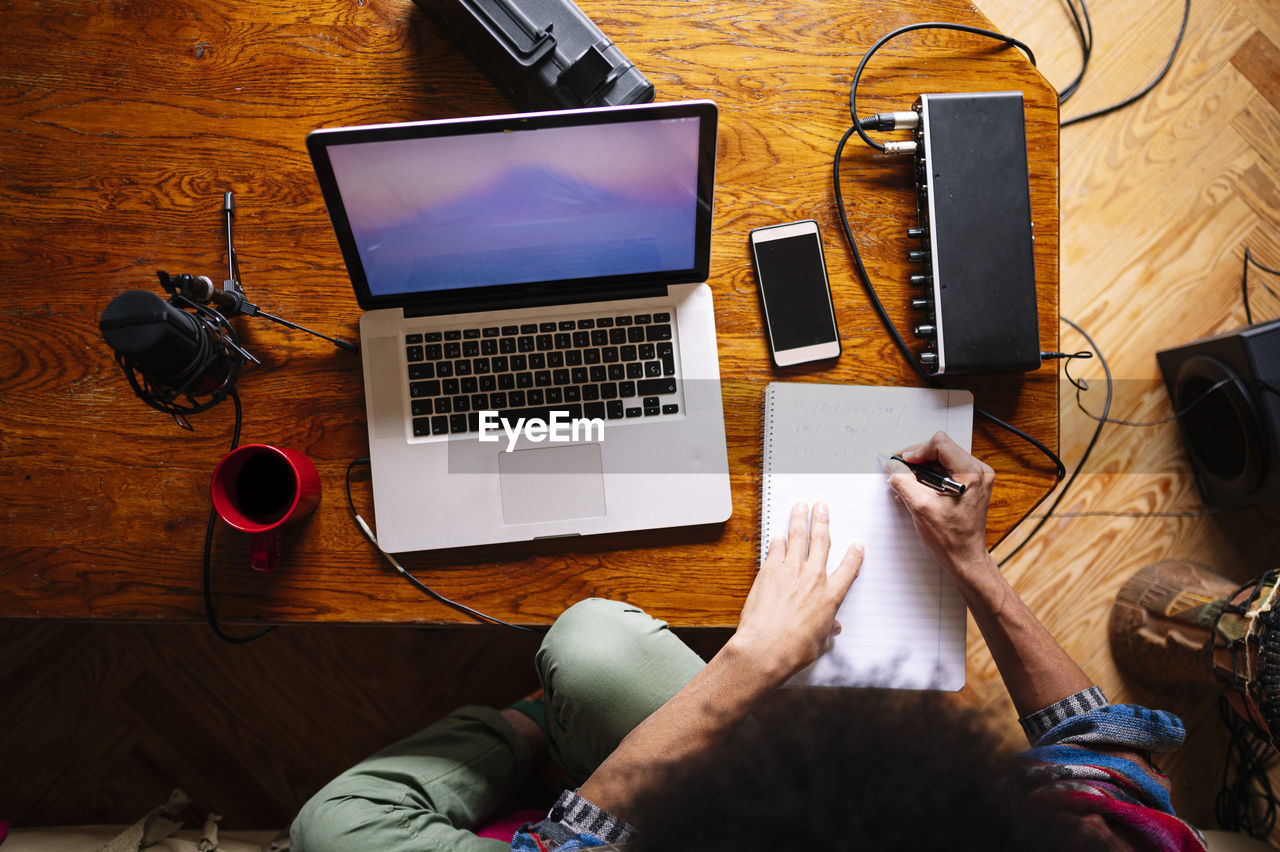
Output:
[498, 444, 606, 525]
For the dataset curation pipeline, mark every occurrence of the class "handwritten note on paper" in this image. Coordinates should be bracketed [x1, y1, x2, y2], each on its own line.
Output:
[760, 383, 974, 690]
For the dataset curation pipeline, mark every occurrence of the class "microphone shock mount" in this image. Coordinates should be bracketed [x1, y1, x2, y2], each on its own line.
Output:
[101, 191, 357, 430]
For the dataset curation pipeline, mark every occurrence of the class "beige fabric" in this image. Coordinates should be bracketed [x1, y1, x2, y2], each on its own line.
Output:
[3, 788, 287, 852]
[96, 789, 188, 852]
[1, 827, 281, 852]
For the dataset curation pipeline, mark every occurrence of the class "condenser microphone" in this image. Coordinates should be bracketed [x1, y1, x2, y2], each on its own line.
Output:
[100, 290, 219, 382]
[99, 289, 246, 424]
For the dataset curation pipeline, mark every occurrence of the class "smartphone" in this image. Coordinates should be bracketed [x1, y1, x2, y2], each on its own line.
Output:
[749, 219, 841, 367]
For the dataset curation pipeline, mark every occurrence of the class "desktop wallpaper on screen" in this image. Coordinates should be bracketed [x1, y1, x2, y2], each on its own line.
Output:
[327, 117, 702, 296]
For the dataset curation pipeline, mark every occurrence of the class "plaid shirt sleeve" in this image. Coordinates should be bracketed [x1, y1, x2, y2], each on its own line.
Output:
[1019, 685, 1110, 744]
[1017, 687, 1207, 851]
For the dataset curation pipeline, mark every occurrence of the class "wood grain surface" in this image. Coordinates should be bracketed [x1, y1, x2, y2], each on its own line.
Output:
[0, 0, 1059, 626]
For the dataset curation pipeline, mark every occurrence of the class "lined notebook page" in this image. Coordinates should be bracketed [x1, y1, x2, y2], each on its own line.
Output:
[761, 383, 973, 690]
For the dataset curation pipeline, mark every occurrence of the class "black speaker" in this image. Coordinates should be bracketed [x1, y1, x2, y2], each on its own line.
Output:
[1157, 319, 1280, 507]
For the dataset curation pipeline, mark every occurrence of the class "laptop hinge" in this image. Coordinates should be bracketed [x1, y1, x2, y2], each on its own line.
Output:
[402, 283, 669, 319]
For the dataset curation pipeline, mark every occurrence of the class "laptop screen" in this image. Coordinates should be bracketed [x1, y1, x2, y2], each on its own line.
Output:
[308, 101, 717, 312]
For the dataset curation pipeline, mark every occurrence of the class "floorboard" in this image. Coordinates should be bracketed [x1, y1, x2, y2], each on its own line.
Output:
[980, 0, 1280, 838]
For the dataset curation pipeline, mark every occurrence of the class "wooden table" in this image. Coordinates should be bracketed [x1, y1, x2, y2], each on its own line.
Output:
[0, 0, 1059, 627]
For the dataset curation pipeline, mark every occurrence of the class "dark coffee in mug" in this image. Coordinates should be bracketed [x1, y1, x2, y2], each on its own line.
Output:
[233, 451, 297, 524]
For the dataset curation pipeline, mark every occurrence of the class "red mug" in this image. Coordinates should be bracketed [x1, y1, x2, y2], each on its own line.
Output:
[210, 444, 321, 573]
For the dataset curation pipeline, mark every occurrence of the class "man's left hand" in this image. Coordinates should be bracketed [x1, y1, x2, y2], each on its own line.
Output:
[731, 501, 863, 682]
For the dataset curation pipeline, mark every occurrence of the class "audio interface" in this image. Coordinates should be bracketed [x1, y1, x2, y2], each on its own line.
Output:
[908, 91, 1040, 375]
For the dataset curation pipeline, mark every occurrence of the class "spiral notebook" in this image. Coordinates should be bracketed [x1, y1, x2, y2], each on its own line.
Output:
[760, 382, 973, 690]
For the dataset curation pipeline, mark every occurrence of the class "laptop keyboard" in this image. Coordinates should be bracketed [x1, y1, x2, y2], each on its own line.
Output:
[405, 311, 679, 438]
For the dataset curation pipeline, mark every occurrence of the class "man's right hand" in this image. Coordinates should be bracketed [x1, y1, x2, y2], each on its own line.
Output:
[887, 431, 1096, 717]
[886, 431, 995, 579]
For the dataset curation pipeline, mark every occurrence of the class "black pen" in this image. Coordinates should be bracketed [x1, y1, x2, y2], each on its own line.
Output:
[889, 454, 966, 496]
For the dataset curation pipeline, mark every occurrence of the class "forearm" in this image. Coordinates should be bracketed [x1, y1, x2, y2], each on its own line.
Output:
[953, 553, 1094, 718]
[576, 637, 780, 823]
[574, 502, 860, 828]
[887, 435, 1095, 718]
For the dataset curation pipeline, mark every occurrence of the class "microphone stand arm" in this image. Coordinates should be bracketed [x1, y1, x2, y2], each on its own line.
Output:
[216, 190, 359, 353]
[223, 190, 241, 296]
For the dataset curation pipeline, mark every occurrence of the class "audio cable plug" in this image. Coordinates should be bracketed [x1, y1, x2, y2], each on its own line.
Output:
[858, 111, 921, 131]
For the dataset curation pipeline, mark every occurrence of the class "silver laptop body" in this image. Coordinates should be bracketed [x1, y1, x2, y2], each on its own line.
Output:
[308, 101, 731, 552]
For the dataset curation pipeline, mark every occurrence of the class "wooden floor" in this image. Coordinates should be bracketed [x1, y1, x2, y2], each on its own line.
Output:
[4, 0, 1280, 837]
[977, 0, 1280, 836]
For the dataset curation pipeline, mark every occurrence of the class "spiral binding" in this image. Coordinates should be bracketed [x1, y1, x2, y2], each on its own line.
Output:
[760, 383, 776, 565]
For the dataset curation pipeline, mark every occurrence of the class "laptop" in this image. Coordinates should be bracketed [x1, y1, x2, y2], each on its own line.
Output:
[307, 100, 732, 553]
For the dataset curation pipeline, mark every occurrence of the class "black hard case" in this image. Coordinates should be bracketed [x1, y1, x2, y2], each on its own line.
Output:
[417, 0, 655, 111]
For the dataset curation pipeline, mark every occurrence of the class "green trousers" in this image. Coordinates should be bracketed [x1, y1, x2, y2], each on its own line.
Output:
[290, 599, 706, 852]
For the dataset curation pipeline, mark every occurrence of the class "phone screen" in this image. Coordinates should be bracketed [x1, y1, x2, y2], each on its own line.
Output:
[753, 229, 838, 353]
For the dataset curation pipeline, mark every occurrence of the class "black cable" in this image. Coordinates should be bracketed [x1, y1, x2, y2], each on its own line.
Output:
[344, 458, 543, 632]
[1001, 319, 1247, 555]
[1244, 250, 1254, 326]
[831, 126, 1066, 482]
[1243, 246, 1280, 325]
[1058, 0, 1094, 105]
[202, 389, 276, 644]
[1060, 0, 1191, 128]
[1246, 248, 1280, 279]
[848, 23, 1037, 152]
[1216, 681, 1280, 835]
[1072, 373, 1235, 427]
[996, 316, 1111, 566]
